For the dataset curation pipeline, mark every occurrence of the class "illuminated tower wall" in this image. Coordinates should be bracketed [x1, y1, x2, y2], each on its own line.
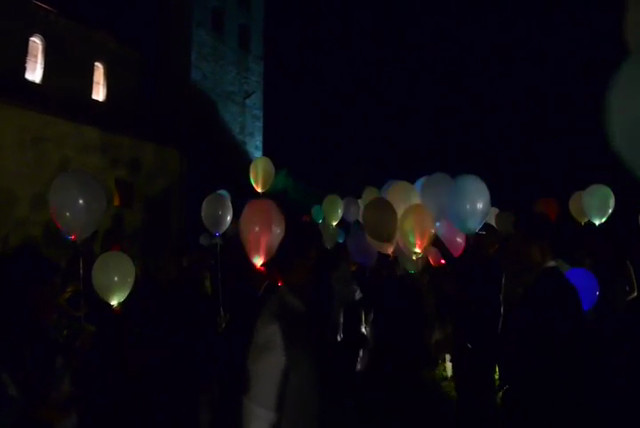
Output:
[191, 0, 264, 159]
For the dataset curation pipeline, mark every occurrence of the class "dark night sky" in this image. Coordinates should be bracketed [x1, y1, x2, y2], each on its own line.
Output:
[265, 1, 636, 214]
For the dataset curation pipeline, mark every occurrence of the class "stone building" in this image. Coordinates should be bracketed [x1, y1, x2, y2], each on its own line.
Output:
[0, 0, 181, 264]
[191, 0, 264, 159]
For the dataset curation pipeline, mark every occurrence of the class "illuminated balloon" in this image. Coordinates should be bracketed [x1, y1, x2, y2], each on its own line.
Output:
[414, 176, 429, 194]
[426, 246, 446, 267]
[311, 205, 324, 224]
[385, 180, 420, 219]
[485, 207, 499, 228]
[217, 189, 231, 200]
[336, 228, 345, 243]
[449, 175, 491, 234]
[322, 194, 343, 226]
[398, 204, 435, 256]
[582, 184, 615, 226]
[239, 199, 285, 268]
[534, 198, 559, 223]
[381, 180, 399, 197]
[320, 221, 339, 249]
[419, 172, 454, 221]
[569, 191, 589, 225]
[362, 197, 398, 243]
[92, 251, 136, 307]
[49, 171, 107, 241]
[249, 156, 275, 193]
[396, 246, 426, 274]
[366, 236, 396, 255]
[201, 192, 233, 236]
[346, 222, 377, 267]
[360, 186, 380, 207]
[343, 197, 361, 223]
[565, 267, 600, 311]
[436, 219, 466, 258]
[606, 55, 640, 178]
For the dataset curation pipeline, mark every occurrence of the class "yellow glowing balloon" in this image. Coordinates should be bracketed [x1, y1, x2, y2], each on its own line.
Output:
[361, 186, 380, 207]
[249, 156, 275, 193]
[569, 191, 589, 225]
[322, 194, 343, 226]
[398, 204, 435, 256]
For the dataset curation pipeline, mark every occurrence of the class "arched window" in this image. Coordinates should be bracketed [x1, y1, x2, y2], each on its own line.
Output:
[25, 34, 45, 84]
[92, 62, 107, 102]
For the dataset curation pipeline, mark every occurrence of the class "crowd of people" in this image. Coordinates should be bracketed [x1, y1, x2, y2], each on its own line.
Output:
[0, 206, 639, 427]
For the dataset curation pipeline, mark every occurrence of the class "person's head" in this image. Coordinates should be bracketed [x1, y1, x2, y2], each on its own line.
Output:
[271, 218, 322, 302]
[514, 211, 556, 269]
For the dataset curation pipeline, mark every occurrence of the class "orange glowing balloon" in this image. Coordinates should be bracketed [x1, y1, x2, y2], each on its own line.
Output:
[249, 156, 275, 193]
[398, 204, 435, 256]
[239, 199, 285, 268]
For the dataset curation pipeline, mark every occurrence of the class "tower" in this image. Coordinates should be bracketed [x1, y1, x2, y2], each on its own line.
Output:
[191, 0, 264, 159]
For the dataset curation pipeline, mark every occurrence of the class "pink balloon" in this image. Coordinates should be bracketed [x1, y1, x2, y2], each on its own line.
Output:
[426, 246, 446, 267]
[435, 219, 466, 258]
[239, 199, 285, 268]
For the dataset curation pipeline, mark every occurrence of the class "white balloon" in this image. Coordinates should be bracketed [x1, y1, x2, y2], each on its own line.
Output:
[92, 251, 136, 307]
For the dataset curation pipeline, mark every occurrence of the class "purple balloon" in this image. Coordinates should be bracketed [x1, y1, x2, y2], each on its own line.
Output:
[347, 222, 378, 268]
[343, 197, 361, 223]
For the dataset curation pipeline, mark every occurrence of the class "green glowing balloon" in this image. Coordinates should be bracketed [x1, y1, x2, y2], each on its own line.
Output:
[582, 184, 615, 226]
[311, 205, 324, 224]
[322, 194, 343, 226]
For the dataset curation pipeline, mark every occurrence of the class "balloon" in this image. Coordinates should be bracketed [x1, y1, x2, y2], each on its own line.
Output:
[322, 194, 343, 226]
[582, 184, 615, 226]
[397, 246, 426, 274]
[320, 221, 339, 249]
[569, 191, 589, 225]
[606, 55, 640, 178]
[49, 171, 107, 242]
[92, 251, 136, 307]
[419, 172, 454, 221]
[485, 207, 499, 228]
[449, 174, 491, 234]
[347, 222, 378, 267]
[414, 176, 429, 194]
[201, 192, 233, 236]
[249, 156, 275, 193]
[381, 180, 399, 197]
[436, 219, 466, 258]
[217, 189, 231, 200]
[362, 197, 398, 243]
[239, 199, 285, 268]
[342, 197, 361, 223]
[426, 246, 446, 267]
[565, 267, 600, 311]
[366, 236, 396, 255]
[336, 228, 346, 244]
[385, 180, 420, 219]
[534, 198, 559, 223]
[398, 204, 435, 256]
[360, 186, 380, 207]
[311, 205, 324, 224]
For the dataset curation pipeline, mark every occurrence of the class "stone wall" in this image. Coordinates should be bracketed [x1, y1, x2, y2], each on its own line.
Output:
[191, 0, 264, 159]
[0, 102, 181, 263]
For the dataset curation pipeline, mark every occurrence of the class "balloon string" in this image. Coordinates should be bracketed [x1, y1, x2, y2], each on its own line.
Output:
[79, 247, 85, 326]
[216, 240, 224, 319]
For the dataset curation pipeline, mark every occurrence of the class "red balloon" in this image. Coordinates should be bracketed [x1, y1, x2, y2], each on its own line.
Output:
[239, 199, 285, 268]
[435, 219, 466, 258]
[534, 198, 559, 223]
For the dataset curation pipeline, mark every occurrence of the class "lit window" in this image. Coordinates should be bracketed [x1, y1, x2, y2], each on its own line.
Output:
[25, 34, 45, 84]
[92, 62, 107, 102]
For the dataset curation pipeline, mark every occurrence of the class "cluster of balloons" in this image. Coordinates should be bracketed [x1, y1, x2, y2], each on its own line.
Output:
[49, 171, 137, 308]
[568, 184, 615, 226]
[311, 173, 492, 273]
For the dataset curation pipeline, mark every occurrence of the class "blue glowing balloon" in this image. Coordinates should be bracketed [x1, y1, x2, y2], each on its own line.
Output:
[565, 267, 600, 311]
[414, 175, 429, 194]
[217, 189, 231, 200]
[311, 205, 324, 224]
[337, 228, 346, 243]
[419, 172, 454, 221]
[448, 174, 491, 234]
[346, 222, 377, 268]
